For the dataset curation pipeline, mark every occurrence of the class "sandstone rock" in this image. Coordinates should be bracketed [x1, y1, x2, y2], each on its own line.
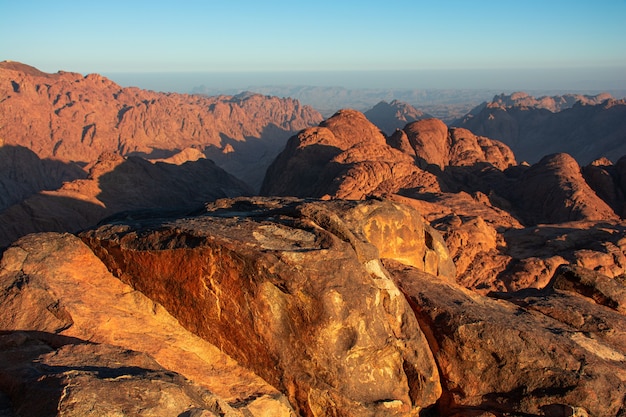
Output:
[0, 331, 242, 417]
[500, 220, 626, 291]
[0, 232, 292, 416]
[402, 118, 450, 170]
[548, 264, 626, 313]
[81, 197, 451, 416]
[400, 119, 516, 171]
[510, 153, 618, 224]
[386, 259, 626, 416]
[261, 109, 434, 200]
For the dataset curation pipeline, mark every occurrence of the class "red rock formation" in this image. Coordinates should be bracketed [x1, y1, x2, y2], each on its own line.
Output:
[261, 110, 626, 294]
[261, 109, 431, 199]
[396, 119, 516, 170]
[387, 258, 626, 416]
[511, 153, 618, 224]
[2, 197, 625, 416]
[0, 61, 323, 191]
[0, 232, 291, 416]
[81, 197, 452, 416]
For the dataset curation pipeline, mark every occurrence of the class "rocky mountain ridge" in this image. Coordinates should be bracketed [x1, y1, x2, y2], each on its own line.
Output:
[454, 91, 626, 164]
[0, 61, 323, 191]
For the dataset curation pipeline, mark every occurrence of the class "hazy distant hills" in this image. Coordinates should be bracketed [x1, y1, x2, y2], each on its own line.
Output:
[192, 84, 505, 122]
[455, 92, 626, 164]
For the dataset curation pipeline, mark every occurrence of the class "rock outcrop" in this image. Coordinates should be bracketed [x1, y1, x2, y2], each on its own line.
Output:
[0, 232, 293, 416]
[388, 259, 626, 416]
[261, 109, 626, 293]
[0, 61, 323, 191]
[3, 198, 625, 416]
[510, 153, 619, 224]
[81, 197, 453, 416]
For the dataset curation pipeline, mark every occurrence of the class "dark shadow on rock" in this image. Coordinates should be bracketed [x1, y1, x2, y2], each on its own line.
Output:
[204, 123, 296, 193]
[95, 156, 253, 213]
[261, 142, 344, 197]
[0, 193, 108, 249]
[0, 154, 252, 250]
[0, 145, 86, 211]
[0, 331, 93, 417]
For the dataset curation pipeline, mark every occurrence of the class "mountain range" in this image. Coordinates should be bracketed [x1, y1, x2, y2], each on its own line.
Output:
[1, 62, 626, 416]
[454, 91, 626, 164]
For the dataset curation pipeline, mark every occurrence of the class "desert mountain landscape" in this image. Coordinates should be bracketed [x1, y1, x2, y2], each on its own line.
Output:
[2, 62, 626, 416]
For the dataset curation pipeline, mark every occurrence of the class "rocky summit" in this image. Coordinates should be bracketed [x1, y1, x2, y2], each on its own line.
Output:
[1, 62, 626, 416]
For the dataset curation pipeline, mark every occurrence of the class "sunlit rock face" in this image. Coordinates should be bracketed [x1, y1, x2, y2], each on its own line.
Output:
[0, 232, 293, 417]
[387, 258, 626, 417]
[81, 197, 452, 416]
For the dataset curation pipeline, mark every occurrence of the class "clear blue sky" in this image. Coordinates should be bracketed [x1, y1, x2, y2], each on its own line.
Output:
[1, 0, 625, 89]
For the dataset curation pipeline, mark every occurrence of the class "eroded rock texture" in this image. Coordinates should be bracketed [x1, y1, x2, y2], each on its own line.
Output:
[81, 197, 452, 416]
[2, 197, 625, 416]
[0, 232, 292, 416]
[388, 258, 626, 416]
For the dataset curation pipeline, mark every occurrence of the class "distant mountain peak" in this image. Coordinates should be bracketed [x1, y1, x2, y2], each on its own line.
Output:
[364, 100, 432, 135]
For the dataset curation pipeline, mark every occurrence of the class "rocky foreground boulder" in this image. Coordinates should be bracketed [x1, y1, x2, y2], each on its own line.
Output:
[0, 232, 292, 417]
[2, 197, 625, 416]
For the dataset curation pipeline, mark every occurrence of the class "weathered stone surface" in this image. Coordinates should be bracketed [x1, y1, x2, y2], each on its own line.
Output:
[0, 331, 242, 417]
[510, 153, 618, 224]
[400, 119, 516, 171]
[0, 232, 292, 416]
[502, 220, 626, 290]
[548, 264, 626, 314]
[261, 109, 434, 200]
[386, 259, 626, 417]
[81, 197, 450, 416]
[261, 109, 626, 296]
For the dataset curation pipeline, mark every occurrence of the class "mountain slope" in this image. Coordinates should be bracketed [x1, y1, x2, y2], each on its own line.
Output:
[0, 61, 323, 191]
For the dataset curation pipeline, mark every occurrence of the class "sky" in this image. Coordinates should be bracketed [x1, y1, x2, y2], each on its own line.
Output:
[1, 0, 625, 91]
